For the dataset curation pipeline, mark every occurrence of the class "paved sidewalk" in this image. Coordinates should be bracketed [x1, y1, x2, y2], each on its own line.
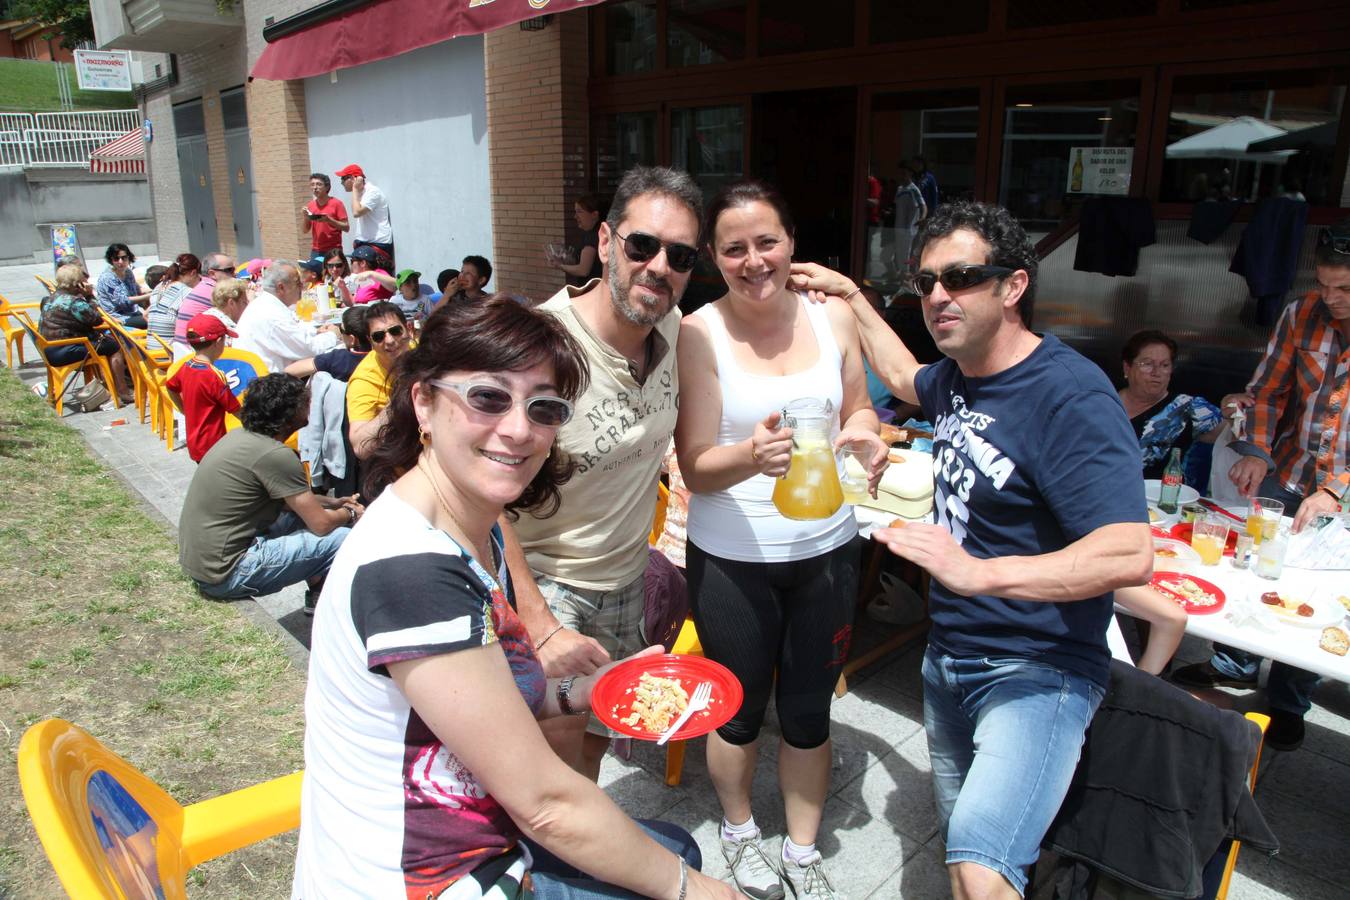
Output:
[4, 281, 1348, 897]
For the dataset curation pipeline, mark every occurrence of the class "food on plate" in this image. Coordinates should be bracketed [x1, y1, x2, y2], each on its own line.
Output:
[889, 518, 907, 529]
[879, 423, 907, 445]
[1260, 591, 1315, 618]
[1148, 507, 1161, 523]
[617, 672, 689, 734]
[1154, 546, 1179, 559]
[1152, 577, 1220, 608]
[1338, 595, 1350, 613]
[1320, 626, 1349, 657]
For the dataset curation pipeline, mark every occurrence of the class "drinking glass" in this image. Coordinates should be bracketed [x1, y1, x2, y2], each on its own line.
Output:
[1191, 514, 1229, 566]
[1256, 523, 1290, 580]
[1245, 497, 1284, 547]
[839, 445, 875, 505]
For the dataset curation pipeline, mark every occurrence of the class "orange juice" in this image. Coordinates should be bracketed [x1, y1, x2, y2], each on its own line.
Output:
[772, 443, 844, 520]
[1245, 513, 1264, 546]
[1192, 533, 1224, 565]
[295, 295, 316, 322]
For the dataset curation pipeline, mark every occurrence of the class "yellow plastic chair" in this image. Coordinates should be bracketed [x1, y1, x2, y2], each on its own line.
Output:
[0, 292, 40, 368]
[103, 314, 175, 446]
[17, 718, 301, 899]
[1214, 711, 1271, 900]
[15, 312, 121, 416]
[35, 273, 56, 294]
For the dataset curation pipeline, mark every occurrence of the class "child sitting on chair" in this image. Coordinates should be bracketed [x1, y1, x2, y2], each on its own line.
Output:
[166, 313, 241, 462]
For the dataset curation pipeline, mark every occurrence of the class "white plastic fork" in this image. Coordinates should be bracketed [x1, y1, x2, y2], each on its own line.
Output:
[657, 681, 712, 746]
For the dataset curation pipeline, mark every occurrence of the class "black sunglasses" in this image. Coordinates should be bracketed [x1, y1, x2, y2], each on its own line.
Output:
[613, 230, 700, 273]
[325, 262, 345, 268]
[114, 255, 131, 262]
[369, 324, 407, 343]
[912, 265, 1016, 297]
[429, 379, 573, 427]
[1318, 228, 1350, 256]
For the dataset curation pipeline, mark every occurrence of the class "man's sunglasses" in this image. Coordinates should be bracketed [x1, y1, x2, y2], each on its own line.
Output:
[429, 379, 573, 427]
[369, 324, 407, 343]
[912, 265, 1016, 297]
[613, 230, 700, 273]
[1318, 228, 1350, 255]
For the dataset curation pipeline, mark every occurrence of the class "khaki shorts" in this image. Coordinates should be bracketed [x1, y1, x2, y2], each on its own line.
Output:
[537, 571, 647, 737]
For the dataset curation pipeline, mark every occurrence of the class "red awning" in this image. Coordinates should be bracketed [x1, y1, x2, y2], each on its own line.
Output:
[251, 0, 602, 82]
[89, 128, 145, 174]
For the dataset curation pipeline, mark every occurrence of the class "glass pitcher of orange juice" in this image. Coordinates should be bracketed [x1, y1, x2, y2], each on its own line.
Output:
[771, 398, 844, 521]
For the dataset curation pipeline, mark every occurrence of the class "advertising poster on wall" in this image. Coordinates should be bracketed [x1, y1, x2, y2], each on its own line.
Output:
[1066, 147, 1133, 195]
[50, 225, 83, 273]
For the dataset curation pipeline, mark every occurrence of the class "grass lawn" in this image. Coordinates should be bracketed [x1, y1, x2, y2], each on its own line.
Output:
[0, 58, 136, 113]
[0, 367, 304, 897]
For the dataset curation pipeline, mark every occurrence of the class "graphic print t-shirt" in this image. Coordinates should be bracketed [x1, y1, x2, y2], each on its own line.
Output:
[294, 489, 545, 899]
[913, 334, 1147, 688]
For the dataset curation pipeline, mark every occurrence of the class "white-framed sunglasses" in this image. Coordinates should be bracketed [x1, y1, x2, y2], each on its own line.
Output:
[428, 378, 573, 427]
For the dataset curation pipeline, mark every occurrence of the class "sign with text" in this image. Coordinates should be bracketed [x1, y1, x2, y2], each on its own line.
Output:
[1065, 147, 1133, 196]
[74, 50, 132, 92]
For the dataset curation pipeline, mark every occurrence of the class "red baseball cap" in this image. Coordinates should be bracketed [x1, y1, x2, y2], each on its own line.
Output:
[186, 313, 237, 345]
[335, 164, 364, 178]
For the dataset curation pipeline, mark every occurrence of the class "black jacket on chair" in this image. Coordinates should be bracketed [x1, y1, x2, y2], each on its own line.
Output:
[1043, 660, 1278, 899]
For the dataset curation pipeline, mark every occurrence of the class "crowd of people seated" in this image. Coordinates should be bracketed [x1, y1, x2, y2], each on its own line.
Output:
[27, 160, 1348, 900]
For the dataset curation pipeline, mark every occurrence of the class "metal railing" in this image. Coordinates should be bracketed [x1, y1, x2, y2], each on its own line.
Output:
[0, 109, 142, 169]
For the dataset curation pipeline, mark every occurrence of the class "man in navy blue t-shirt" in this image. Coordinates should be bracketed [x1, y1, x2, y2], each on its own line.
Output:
[791, 201, 1151, 899]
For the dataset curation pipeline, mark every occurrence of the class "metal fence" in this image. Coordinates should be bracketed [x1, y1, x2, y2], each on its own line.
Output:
[0, 110, 142, 169]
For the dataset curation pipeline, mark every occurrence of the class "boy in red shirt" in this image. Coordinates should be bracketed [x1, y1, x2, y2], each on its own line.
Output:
[167, 313, 242, 462]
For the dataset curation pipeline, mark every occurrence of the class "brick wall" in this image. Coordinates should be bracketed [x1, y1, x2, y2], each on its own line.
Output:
[247, 78, 312, 262]
[202, 89, 237, 257]
[144, 91, 188, 257]
[484, 11, 589, 302]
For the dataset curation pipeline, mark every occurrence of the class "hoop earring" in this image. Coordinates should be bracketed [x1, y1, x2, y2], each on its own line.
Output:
[419, 425, 432, 447]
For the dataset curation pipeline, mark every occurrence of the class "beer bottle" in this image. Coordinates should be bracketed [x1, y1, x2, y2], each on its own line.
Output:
[1071, 149, 1085, 193]
[1158, 448, 1183, 514]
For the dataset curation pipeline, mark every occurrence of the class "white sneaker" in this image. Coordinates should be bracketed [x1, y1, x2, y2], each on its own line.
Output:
[781, 850, 841, 899]
[721, 830, 786, 900]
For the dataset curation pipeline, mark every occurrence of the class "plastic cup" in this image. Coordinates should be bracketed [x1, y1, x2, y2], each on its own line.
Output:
[1191, 514, 1229, 566]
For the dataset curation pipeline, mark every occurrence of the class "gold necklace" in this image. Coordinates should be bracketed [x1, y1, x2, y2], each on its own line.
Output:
[417, 454, 491, 566]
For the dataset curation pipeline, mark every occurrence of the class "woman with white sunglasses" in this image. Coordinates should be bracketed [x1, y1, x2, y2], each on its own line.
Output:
[296, 296, 741, 900]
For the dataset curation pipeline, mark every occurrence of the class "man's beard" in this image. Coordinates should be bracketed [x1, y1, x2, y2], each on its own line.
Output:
[608, 241, 676, 327]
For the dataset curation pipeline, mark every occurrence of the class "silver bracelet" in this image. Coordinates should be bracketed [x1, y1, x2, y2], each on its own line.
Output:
[841, 286, 862, 303]
[677, 856, 688, 900]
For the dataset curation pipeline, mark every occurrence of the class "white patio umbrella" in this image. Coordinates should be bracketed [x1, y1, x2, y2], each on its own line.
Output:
[1165, 116, 1296, 163]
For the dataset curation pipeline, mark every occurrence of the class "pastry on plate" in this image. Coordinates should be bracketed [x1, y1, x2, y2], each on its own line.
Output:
[1320, 626, 1349, 657]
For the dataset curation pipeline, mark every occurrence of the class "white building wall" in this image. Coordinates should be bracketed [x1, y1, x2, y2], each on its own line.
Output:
[304, 37, 492, 284]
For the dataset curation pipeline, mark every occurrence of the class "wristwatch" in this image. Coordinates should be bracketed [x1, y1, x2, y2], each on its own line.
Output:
[345, 506, 357, 525]
[557, 675, 586, 716]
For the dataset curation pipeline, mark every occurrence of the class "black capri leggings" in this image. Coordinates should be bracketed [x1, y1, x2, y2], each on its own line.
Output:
[686, 537, 859, 749]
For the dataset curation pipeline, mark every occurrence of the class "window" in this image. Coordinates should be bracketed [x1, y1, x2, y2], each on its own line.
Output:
[1161, 68, 1347, 206]
[594, 111, 658, 199]
[1006, 0, 1155, 29]
[220, 87, 248, 130]
[758, 0, 853, 56]
[863, 89, 980, 287]
[670, 104, 745, 200]
[871, 0, 989, 43]
[605, 0, 658, 75]
[999, 81, 1140, 239]
[668, 0, 746, 67]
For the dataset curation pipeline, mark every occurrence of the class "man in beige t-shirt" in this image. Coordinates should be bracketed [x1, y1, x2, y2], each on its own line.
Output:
[506, 165, 703, 779]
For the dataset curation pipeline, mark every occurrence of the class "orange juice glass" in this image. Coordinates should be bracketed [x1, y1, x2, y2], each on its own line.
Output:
[1191, 514, 1229, 566]
[1245, 497, 1284, 546]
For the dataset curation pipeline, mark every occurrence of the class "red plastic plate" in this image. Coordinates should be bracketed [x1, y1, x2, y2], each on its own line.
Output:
[591, 654, 743, 741]
[1170, 522, 1240, 556]
[1149, 572, 1227, 615]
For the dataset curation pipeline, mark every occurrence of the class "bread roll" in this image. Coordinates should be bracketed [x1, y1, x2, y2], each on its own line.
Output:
[1320, 626, 1349, 657]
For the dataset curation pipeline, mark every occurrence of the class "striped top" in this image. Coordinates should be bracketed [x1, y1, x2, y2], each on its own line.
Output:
[1245, 292, 1350, 501]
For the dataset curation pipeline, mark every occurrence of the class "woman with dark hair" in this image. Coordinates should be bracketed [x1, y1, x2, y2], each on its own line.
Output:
[297, 296, 736, 900]
[146, 253, 202, 344]
[553, 194, 606, 286]
[40, 263, 134, 403]
[1117, 329, 1222, 483]
[675, 180, 886, 900]
[95, 242, 150, 329]
[322, 247, 355, 307]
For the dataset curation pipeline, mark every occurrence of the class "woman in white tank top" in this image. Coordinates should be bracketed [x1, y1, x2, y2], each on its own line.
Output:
[674, 181, 887, 900]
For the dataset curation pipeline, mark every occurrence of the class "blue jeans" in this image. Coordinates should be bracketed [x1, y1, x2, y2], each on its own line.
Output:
[523, 819, 701, 899]
[923, 648, 1104, 896]
[1210, 474, 1321, 716]
[196, 512, 348, 600]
